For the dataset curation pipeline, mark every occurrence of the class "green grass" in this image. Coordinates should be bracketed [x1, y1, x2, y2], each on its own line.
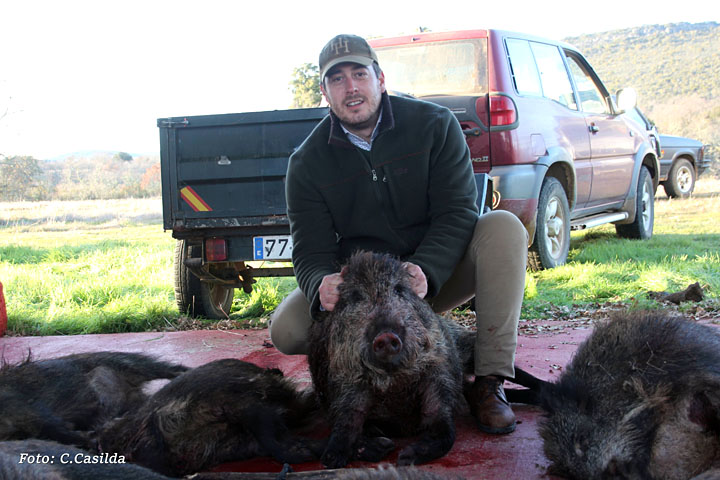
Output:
[0, 202, 298, 335]
[523, 179, 720, 318]
[1, 179, 719, 336]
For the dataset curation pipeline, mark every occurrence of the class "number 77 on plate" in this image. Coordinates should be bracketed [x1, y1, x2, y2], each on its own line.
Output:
[253, 235, 294, 260]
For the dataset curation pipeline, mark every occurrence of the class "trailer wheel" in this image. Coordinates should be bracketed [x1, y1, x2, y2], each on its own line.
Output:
[174, 240, 234, 319]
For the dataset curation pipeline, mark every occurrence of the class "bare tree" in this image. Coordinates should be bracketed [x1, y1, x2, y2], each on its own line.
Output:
[0, 156, 45, 201]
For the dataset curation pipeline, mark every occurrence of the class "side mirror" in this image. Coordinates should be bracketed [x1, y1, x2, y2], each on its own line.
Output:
[615, 87, 637, 113]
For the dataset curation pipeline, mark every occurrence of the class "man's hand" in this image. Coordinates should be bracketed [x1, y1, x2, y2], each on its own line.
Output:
[403, 262, 428, 299]
[319, 272, 345, 312]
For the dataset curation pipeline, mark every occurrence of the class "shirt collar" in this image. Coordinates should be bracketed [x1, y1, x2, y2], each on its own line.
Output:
[340, 108, 383, 151]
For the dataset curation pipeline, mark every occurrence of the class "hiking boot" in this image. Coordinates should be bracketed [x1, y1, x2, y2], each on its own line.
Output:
[466, 375, 516, 434]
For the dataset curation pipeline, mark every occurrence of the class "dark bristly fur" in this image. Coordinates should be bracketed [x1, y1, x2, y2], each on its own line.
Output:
[308, 251, 473, 468]
[507, 310, 720, 480]
[98, 358, 325, 476]
[0, 351, 188, 448]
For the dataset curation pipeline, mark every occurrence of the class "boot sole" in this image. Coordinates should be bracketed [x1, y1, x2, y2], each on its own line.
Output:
[476, 420, 516, 435]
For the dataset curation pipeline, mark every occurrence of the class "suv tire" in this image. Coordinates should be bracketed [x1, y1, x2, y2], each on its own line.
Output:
[174, 240, 234, 319]
[616, 166, 654, 239]
[528, 177, 570, 271]
[663, 158, 695, 198]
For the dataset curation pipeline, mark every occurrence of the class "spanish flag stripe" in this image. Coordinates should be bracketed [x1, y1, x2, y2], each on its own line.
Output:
[180, 186, 213, 212]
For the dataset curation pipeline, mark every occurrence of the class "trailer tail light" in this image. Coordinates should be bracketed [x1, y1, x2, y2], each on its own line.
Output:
[490, 95, 517, 127]
[205, 238, 228, 262]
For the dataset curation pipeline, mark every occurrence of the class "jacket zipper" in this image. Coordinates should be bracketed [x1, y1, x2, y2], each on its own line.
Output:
[361, 150, 410, 251]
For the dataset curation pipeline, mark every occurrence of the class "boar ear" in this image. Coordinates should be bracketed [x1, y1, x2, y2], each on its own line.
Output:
[688, 390, 720, 434]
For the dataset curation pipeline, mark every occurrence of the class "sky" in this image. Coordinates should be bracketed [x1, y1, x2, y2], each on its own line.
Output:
[1, 0, 718, 160]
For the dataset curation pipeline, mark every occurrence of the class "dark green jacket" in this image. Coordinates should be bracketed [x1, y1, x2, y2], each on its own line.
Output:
[286, 93, 479, 315]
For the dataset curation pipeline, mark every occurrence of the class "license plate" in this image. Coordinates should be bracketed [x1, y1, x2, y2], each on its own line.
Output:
[253, 236, 293, 260]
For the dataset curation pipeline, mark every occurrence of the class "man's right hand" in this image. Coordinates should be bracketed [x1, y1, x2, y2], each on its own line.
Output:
[318, 272, 344, 311]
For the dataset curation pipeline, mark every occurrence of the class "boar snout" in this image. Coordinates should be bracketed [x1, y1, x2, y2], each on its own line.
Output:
[372, 331, 403, 363]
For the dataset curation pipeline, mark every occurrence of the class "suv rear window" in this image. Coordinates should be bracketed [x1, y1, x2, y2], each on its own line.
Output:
[375, 39, 488, 98]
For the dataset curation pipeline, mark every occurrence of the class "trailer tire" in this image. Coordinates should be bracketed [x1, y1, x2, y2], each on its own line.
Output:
[174, 240, 234, 319]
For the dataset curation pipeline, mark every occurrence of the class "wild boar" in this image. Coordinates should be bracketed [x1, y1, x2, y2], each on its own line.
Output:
[0, 351, 187, 448]
[99, 358, 324, 476]
[308, 251, 472, 468]
[507, 310, 720, 479]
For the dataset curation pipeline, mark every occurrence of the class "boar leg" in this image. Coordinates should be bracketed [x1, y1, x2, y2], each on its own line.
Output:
[239, 404, 321, 464]
[397, 415, 455, 466]
[322, 391, 371, 469]
[397, 385, 457, 465]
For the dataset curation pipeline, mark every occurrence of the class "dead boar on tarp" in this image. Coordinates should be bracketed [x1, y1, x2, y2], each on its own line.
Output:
[0, 351, 187, 448]
[506, 310, 720, 480]
[99, 358, 326, 476]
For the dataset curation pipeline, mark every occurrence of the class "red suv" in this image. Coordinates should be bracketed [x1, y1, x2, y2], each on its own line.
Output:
[370, 29, 659, 270]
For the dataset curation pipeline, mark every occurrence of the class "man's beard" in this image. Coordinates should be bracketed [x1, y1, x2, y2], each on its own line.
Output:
[333, 93, 381, 131]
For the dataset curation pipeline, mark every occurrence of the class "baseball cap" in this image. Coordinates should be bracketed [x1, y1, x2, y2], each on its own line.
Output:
[319, 34, 379, 80]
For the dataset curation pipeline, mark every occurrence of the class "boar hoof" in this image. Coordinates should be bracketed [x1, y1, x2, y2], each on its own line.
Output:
[397, 445, 417, 466]
[321, 443, 352, 469]
[354, 435, 395, 462]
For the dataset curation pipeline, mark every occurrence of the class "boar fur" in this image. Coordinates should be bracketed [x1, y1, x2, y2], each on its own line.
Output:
[506, 310, 720, 480]
[308, 251, 475, 468]
[0, 351, 187, 448]
[98, 358, 325, 476]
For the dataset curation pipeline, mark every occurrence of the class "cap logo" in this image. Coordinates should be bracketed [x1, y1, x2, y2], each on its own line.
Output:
[331, 38, 350, 56]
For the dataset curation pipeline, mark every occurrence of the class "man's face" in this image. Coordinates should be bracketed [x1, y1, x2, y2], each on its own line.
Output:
[321, 62, 386, 132]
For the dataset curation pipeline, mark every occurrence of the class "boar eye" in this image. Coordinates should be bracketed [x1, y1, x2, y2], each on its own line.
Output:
[394, 284, 405, 295]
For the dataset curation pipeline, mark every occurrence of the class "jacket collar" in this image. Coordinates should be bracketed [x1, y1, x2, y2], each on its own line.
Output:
[327, 91, 395, 149]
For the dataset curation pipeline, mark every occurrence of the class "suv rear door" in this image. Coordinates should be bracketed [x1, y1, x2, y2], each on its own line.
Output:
[506, 38, 593, 208]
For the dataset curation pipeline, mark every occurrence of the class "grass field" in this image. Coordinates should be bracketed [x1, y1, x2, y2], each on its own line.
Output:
[1, 179, 719, 336]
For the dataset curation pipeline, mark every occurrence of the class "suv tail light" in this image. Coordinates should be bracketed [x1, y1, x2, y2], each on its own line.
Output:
[490, 95, 517, 127]
[205, 238, 228, 261]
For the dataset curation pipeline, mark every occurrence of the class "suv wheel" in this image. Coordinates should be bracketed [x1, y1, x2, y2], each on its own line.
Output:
[528, 177, 570, 271]
[616, 166, 654, 239]
[174, 240, 234, 319]
[663, 158, 695, 198]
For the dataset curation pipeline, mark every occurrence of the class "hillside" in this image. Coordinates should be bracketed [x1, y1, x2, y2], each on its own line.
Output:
[564, 22, 719, 173]
[565, 22, 720, 105]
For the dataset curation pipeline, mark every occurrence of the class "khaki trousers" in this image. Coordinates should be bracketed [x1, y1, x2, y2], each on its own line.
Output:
[269, 210, 528, 378]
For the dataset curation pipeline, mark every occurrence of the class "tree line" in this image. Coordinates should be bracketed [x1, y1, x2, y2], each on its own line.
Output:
[0, 153, 160, 202]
